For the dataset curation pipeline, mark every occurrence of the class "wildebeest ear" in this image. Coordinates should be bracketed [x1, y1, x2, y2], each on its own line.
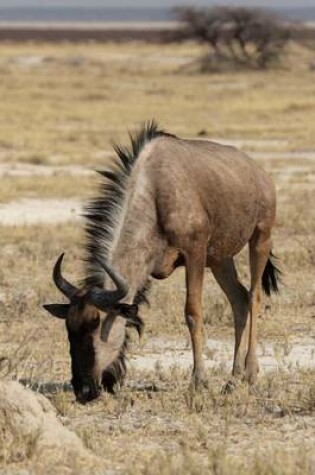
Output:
[43, 304, 69, 319]
[119, 304, 144, 337]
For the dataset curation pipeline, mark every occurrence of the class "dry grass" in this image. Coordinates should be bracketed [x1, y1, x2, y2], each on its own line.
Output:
[0, 39, 315, 474]
[0, 41, 314, 170]
[0, 175, 95, 203]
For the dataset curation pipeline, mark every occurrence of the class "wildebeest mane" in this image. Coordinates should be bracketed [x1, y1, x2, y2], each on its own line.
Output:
[83, 121, 174, 390]
[83, 120, 175, 301]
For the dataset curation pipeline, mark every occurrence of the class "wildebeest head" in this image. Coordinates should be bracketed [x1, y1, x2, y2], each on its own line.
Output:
[43, 253, 143, 404]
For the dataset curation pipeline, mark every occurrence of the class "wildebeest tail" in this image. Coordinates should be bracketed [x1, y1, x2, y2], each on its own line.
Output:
[262, 251, 281, 296]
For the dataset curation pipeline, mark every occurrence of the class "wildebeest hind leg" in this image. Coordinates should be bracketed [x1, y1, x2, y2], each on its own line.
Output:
[245, 227, 272, 384]
[211, 258, 250, 380]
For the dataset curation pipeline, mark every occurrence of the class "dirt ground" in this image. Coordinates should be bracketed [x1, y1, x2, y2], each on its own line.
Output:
[0, 40, 314, 474]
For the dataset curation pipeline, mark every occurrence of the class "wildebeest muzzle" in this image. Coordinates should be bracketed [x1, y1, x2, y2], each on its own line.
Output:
[74, 376, 100, 404]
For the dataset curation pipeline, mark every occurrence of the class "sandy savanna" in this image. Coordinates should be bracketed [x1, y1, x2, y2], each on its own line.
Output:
[0, 38, 315, 474]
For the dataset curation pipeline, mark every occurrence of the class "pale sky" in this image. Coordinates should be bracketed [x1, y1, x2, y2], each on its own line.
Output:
[0, 0, 313, 7]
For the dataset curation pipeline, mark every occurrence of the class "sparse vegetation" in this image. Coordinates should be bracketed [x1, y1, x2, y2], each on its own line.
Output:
[0, 39, 314, 473]
[174, 6, 291, 71]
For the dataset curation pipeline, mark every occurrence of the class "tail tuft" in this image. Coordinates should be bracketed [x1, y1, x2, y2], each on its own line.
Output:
[262, 251, 281, 296]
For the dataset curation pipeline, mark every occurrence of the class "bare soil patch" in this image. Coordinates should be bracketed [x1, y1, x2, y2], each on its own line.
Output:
[132, 336, 315, 374]
[0, 163, 93, 177]
[0, 199, 82, 225]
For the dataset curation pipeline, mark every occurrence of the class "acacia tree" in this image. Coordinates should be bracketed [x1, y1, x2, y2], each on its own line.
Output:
[174, 6, 291, 70]
[174, 7, 226, 55]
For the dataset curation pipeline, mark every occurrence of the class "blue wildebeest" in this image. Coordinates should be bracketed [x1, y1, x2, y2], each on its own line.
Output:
[44, 122, 279, 403]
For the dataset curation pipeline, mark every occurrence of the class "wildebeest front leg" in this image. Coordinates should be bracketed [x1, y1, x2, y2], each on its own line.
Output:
[185, 250, 207, 389]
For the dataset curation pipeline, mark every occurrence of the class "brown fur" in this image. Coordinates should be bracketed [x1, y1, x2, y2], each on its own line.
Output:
[46, 123, 278, 400]
[105, 133, 276, 387]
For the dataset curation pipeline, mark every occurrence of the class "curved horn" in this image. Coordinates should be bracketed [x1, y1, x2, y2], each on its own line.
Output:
[88, 260, 128, 309]
[53, 253, 78, 300]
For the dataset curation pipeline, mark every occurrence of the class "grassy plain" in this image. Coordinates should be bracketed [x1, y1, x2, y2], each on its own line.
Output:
[0, 39, 314, 474]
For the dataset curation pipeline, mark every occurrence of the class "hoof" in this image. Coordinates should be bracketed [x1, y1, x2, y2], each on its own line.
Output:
[232, 365, 245, 380]
[190, 371, 209, 391]
[245, 356, 259, 384]
[244, 367, 258, 385]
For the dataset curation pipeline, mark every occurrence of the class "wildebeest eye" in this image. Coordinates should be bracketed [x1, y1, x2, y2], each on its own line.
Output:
[82, 315, 100, 332]
[66, 315, 100, 337]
